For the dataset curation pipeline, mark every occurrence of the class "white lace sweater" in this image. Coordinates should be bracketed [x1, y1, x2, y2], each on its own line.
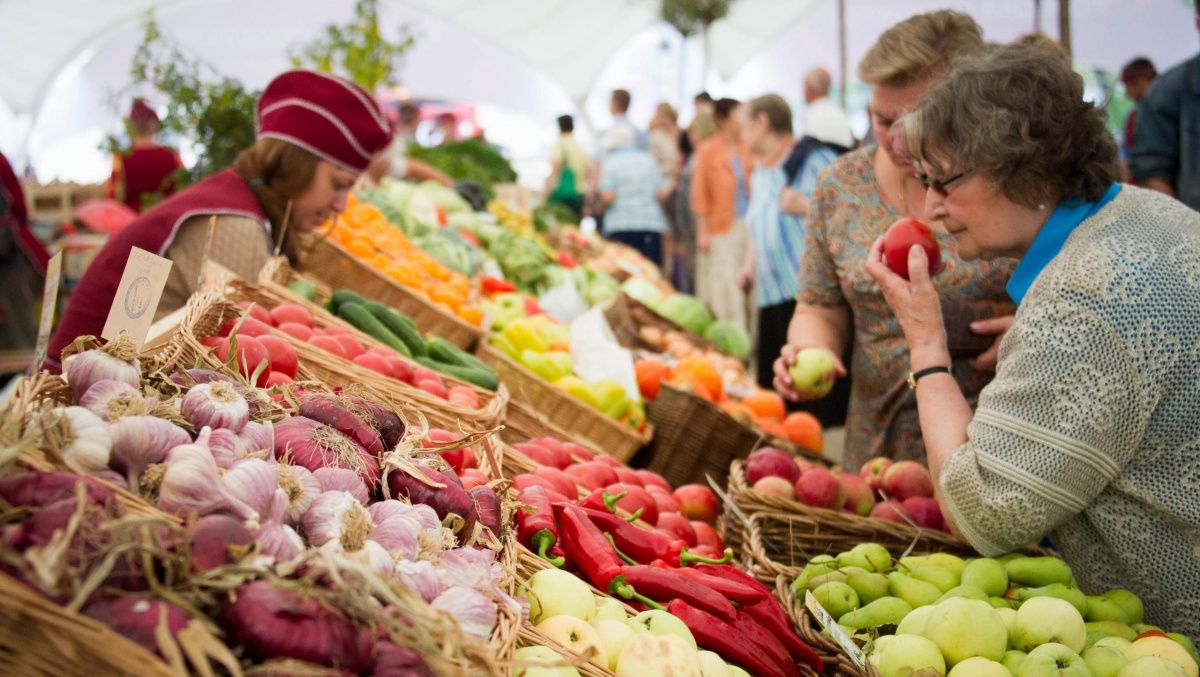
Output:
[940, 186, 1200, 639]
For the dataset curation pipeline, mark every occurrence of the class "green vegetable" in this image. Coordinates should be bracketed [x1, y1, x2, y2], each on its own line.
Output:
[330, 289, 368, 313]
[427, 337, 492, 374]
[415, 356, 498, 391]
[336, 302, 411, 357]
[657, 294, 715, 335]
[704, 320, 751, 360]
[361, 301, 426, 357]
[287, 279, 318, 301]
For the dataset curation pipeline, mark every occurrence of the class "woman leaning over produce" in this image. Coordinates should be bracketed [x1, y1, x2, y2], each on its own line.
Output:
[867, 44, 1200, 637]
[47, 70, 392, 371]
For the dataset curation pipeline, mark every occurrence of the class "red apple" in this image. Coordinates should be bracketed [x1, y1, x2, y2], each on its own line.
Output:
[308, 334, 347, 359]
[332, 334, 365, 360]
[255, 334, 298, 379]
[269, 302, 315, 328]
[533, 467, 578, 498]
[673, 484, 719, 523]
[461, 445, 478, 470]
[528, 436, 566, 457]
[237, 301, 271, 325]
[656, 512, 697, 546]
[604, 483, 659, 525]
[459, 468, 489, 490]
[561, 442, 595, 463]
[635, 470, 672, 493]
[276, 322, 315, 342]
[645, 487, 681, 515]
[220, 316, 272, 338]
[870, 499, 907, 524]
[752, 476, 795, 500]
[900, 496, 943, 530]
[565, 461, 618, 491]
[424, 429, 464, 474]
[795, 467, 845, 509]
[691, 521, 725, 553]
[839, 473, 876, 517]
[858, 457, 893, 493]
[746, 447, 800, 485]
[883, 217, 944, 280]
[594, 454, 623, 468]
[794, 457, 816, 476]
[613, 467, 644, 487]
[263, 371, 293, 387]
[881, 460, 934, 501]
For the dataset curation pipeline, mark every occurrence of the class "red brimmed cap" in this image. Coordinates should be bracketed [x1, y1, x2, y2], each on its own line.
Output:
[256, 70, 392, 173]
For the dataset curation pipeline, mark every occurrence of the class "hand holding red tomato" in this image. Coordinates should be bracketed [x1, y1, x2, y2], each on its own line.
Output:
[866, 227, 952, 370]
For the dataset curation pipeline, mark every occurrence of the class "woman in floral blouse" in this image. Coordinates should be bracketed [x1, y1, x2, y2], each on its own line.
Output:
[772, 10, 1015, 470]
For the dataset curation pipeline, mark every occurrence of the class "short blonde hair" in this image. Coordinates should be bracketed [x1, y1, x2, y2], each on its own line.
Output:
[858, 10, 985, 86]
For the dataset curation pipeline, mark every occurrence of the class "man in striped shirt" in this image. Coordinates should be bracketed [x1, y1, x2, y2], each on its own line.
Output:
[739, 94, 837, 388]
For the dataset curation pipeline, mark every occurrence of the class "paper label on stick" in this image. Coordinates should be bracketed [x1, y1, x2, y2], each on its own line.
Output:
[101, 247, 173, 350]
[31, 251, 63, 371]
[805, 590, 867, 668]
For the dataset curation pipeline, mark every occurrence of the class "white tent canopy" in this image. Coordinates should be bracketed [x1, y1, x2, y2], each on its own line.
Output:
[1, 0, 1195, 182]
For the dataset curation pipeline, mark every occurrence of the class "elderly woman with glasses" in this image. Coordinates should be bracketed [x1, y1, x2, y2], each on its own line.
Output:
[868, 43, 1200, 637]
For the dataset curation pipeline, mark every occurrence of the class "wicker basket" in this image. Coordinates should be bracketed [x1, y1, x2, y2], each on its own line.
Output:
[294, 235, 483, 350]
[162, 283, 508, 433]
[643, 383, 767, 490]
[475, 343, 651, 462]
[775, 576, 876, 677]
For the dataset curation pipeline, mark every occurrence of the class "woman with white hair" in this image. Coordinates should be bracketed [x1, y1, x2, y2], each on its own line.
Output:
[597, 125, 670, 264]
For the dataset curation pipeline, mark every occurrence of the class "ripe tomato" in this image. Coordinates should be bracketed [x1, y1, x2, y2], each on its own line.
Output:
[883, 218, 944, 280]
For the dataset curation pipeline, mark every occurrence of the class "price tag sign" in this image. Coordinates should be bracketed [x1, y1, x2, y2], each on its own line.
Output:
[805, 590, 867, 668]
[31, 251, 63, 371]
[101, 246, 173, 351]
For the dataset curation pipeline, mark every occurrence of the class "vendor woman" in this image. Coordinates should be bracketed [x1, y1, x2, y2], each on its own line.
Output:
[47, 70, 392, 371]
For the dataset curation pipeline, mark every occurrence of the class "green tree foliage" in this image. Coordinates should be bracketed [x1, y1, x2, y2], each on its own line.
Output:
[660, 0, 734, 37]
[290, 0, 416, 93]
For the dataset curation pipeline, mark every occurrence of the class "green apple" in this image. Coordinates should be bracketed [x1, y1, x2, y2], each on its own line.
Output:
[628, 610, 697, 650]
[868, 633, 946, 677]
[537, 615, 606, 667]
[513, 645, 581, 677]
[947, 656, 1008, 676]
[895, 604, 935, 636]
[1094, 637, 1133, 653]
[1118, 656, 1189, 676]
[527, 569, 596, 623]
[788, 348, 836, 399]
[615, 633, 702, 677]
[593, 620, 636, 670]
[1084, 645, 1130, 677]
[1013, 596, 1086, 653]
[696, 651, 731, 677]
[1021, 642, 1089, 676]
[837, 542, 893, 573]
[1001, 649, 1027, 674]
[961, 558, 1009, 597]
[923, 597, 1008, 665]
[813, 581, 860, 619]
[1124, 636, 1199, 677]
[593, 597, 628, 624]
[910, 565, 960, 593]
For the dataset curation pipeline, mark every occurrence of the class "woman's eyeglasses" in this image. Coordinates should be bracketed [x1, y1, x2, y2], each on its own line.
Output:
[917, 171, 967, 196]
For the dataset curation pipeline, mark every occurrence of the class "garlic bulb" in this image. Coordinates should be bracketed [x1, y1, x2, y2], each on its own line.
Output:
[80, 380, 150, 421]
[256, 489, 304, 563]
[393, 559, 442, 603]
[221, 459, 279, 518]
[159, 428, 257, 524]
[274, 464, 320, 525]
[303, 491, 372, 549]
[181, 382, 249, 433]
[312, 468, 369, 504]
[366, 514, 420, 560]
[109, 416, 190, 491]
[208, 428, 242, 470]
[40, 406, 111, 475]
[64, 338, 140, 401]
[237, 421, 274, 456]
[320, 538, 392, 574]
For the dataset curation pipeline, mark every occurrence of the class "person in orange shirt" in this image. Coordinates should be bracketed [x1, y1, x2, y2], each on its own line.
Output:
[690, 98, 751, 331]
[107, 99, 184, 213]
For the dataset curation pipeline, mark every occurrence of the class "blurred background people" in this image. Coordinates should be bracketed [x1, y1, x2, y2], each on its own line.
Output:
[107, 99, 183, 213]
[597, 126, 668, 265]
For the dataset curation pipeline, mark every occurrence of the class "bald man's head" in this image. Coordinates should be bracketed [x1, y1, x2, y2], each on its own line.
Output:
[804, 68, 832, 103]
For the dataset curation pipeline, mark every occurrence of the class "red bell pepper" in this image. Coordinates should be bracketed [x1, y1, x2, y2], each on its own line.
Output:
[578, 506, 732, 567]
[667, 599, 801, 677]
[481, 276, 516, 294]
[523, 296, 542, 316]
[556, 250, 578, 268]
[694, 564, 821, 668]
[516, 486, 564, 567]
[618, 565, 737, 622]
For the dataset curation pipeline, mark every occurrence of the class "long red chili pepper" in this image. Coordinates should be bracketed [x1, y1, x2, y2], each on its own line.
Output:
[550, 504, 661, 611]
[730, 607, 812, 676]
[666, 599, 800, 677]
[516, 486, 564, 567]
[650, 560, 764, 605]
[693, 564, 821, 668]
[577, 506, 732, 567]
[579, 489, 641, 520]
[618, 565, 737, 622]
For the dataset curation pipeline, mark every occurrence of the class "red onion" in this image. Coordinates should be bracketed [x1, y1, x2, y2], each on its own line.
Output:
[189, 515, 254, 571]
[369, 642, 434, 676]
[82, 597, 189, 656]
[0, 471, 114, 508]
[344, 395, 405, 450]
[385, 455, 475, 541]
[222, 580, 375, 670]
[276, 417, 380, 493]
[109, 416, 190, 491]
[299, 395, 385, 458]
[314, 467, 369, 504]
[469, 486, 502, 545]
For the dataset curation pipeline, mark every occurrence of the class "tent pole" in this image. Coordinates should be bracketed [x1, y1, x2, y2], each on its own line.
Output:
[838, 0, 847, 110]
[1058, 0, 1072, 59]
[1033, 0, 1042, 33]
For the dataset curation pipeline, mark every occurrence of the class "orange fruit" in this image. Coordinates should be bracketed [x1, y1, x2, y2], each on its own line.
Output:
[673, 356, 722, 401]
[753, 415, 788, 439]
[783, 412, 824, 453]
[635, 359, 670, 400]
[743, 390, 786, 421]
[668, 373, 714, 402]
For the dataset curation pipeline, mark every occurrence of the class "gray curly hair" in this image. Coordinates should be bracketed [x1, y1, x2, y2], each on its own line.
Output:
[900, 43, 1118, 208]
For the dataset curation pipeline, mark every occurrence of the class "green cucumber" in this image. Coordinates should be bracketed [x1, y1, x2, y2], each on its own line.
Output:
[362, 301, 427, 357]
[330, 289, 368, 313]
[415, 356, 498, 391]
[337, 302, 411, 357]
[426, 336, 490, 372]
